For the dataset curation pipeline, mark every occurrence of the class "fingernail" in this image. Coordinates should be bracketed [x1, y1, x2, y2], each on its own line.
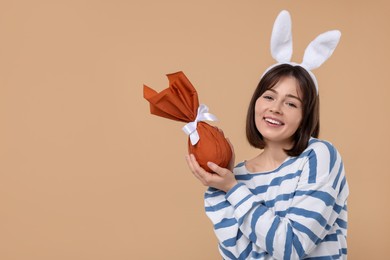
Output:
[207, 162, 215, 167]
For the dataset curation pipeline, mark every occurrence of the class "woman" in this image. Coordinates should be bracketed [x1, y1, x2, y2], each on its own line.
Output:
[185, 64, 348, 259]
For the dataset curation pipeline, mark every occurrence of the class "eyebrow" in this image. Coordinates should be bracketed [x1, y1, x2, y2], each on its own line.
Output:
[266, 89, 302, 103]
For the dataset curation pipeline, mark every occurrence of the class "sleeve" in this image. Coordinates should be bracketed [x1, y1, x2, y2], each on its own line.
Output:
[205, 185, 263, 259]
[204, 141, 349, 260]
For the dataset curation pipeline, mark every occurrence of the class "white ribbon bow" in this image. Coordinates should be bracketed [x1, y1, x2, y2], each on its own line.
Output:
[182, 104, 218, 145]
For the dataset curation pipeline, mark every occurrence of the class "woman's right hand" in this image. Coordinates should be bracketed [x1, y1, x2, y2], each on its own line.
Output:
[185, 154, 238, 193]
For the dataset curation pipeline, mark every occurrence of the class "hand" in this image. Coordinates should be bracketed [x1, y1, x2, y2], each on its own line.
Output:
[185, 154, 238, 193]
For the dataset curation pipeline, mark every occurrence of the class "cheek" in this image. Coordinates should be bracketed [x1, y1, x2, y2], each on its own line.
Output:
[292, 112, 303, 130]
[254, 99, 265, 115]
[254, 106, 266, 130]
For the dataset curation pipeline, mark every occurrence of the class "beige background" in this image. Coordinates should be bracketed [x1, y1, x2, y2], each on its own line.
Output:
[1, 0, 389, 259]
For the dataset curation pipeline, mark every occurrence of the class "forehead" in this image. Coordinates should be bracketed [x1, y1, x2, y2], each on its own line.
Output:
[267, 76, 302, 97]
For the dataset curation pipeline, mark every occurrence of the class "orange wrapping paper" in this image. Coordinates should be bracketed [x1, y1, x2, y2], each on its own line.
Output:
[143, 71, 232, 172]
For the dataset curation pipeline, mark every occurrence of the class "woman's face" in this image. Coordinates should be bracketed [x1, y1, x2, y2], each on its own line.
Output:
[255, 76, 303, 147]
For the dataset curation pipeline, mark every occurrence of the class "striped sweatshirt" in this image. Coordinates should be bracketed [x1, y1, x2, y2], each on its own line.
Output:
[204, 138, 348, 259]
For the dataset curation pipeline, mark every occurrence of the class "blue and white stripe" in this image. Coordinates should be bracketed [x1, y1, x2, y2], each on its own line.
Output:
[204, 138, 348, 259]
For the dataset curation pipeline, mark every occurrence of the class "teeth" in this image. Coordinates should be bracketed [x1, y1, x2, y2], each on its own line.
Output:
[265, 118, 283, 125]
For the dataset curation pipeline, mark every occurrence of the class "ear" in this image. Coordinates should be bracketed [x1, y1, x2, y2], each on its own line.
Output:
[270, 10, 293, 63]
[301, 30, 341, 70]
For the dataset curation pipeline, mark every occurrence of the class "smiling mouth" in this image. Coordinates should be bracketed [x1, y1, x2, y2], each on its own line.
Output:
[264, 117, 284, 126]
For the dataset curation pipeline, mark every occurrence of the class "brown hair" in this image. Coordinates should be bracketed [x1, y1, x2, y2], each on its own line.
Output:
[246, 64, 320, 156]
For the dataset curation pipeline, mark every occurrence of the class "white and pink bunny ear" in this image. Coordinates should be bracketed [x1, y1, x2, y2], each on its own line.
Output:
[270, 10, 293, 63]
[301, 30, 341, 71]
[263, 10, 341, 94]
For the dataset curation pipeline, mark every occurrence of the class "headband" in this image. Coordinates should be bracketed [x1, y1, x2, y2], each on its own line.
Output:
[263, 10, 341, 94]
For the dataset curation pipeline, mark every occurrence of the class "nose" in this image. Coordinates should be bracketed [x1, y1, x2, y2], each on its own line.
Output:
[269, 101, 283, 114]
[269, 108, 282, 114]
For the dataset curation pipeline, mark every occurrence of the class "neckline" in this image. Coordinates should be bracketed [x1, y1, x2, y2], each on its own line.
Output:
[243, 156, 291, 175]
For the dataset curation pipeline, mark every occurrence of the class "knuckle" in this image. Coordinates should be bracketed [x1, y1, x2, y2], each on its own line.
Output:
[221, 169, 229, 175]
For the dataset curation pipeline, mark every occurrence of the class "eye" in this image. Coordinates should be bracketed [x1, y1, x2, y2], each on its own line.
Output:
[286, 102, 298, 108]
[263, 95, 274, 101]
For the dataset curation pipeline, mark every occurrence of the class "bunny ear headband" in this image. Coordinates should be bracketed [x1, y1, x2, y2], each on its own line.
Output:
[264, 10, 341, 94]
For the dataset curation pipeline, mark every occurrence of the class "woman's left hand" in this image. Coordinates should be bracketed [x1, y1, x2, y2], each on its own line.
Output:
[185, 154, 238, 193]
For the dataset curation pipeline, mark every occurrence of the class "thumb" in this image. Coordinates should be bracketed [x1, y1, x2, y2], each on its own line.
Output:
[207, 162, 227, 176]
